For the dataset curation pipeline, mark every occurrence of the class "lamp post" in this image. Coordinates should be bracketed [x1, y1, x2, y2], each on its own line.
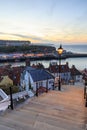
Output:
[52, 82, 55, 90]
[85, 93, 87, 107]
[84, 85, 86, 99]
[84, 80, 87, 99]
[57, 45, 63, 91]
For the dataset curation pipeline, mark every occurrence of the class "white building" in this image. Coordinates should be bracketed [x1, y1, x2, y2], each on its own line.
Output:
[20, 67, 55, 95]
[47, 62, 71, 84]
[70, 65, 83, 83]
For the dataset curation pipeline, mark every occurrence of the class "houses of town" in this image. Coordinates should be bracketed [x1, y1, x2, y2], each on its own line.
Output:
[0, 61, 84, 97]
[70, 65, 83, 84]
[82, 68, 87, 80]
[47, 62, 71, 84]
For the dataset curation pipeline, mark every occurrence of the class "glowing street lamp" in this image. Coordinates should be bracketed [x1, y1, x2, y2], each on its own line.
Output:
[57, 45, 63, 91]
[58, 45, 63, 55]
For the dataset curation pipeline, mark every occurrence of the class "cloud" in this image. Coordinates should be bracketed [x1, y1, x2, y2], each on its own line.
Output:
[0, 32, 8, 35]
[49, 0, 57, 15]
[0, 31, 53, 43]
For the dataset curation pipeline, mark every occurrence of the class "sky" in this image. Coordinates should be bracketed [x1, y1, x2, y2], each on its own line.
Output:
[0, 0, 87, 44]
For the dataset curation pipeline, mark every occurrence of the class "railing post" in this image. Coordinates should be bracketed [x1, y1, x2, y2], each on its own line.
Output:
[9, 87, 13, 110]
[36, 82, 38, 97]
[52, 82, 55, 90]
[84, 85, 86, 99]
[85, 93, 87, 107]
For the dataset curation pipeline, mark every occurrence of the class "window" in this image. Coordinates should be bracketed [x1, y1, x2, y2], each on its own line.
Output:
[39, 82, 43, 86]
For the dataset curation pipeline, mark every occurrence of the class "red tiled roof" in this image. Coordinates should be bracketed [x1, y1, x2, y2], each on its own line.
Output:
[9, 66, 25, 85]
[47, 64, 70, 73]
[31, 63, 44, 69]
[0, 65, 25, 85]
[0, 68, 9, 76]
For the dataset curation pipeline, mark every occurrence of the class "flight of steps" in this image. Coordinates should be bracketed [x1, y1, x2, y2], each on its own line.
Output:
[0, 86, 87, 130]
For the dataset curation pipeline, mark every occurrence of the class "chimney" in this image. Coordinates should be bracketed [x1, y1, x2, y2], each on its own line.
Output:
[26, 59, 30, 66]
[66, 62, 69, 66]
[72, 65, 75, 68]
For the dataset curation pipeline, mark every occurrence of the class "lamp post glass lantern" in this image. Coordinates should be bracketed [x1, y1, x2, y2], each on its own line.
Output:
[57, 45, 63, 91]
[58, 45, 63, 55]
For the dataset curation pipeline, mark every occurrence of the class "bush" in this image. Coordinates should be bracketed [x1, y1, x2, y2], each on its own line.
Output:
[0, 85, 19, 95]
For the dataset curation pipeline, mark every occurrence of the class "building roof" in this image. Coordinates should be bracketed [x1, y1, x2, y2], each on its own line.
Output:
[25, 67, 55, 82]
[47, 62, 70, 73]
[0, 66, 10, 77]
[70, 65, 82, 76]
[9, 66, 25, 85]
[31, 63, 44, 69]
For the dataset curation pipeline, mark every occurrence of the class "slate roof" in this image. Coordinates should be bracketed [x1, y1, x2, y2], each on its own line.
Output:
[25, 67, 55, 82]
[70, 65, 82, 76]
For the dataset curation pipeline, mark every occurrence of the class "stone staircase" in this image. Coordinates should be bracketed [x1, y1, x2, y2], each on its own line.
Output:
[0, 85, 87, 130]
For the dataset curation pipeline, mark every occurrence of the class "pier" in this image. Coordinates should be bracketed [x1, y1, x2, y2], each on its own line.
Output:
[0, 52, 87, 62]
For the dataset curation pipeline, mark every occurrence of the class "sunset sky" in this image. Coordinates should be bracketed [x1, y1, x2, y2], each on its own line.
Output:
[0, 0, 87, 44]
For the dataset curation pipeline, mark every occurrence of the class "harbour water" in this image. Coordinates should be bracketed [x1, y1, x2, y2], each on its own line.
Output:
[54, 44, 87, 54]
[29, 44, 87, 70]
[0, 44, 87, 70]
[54, 44, 87, 70]
[30, 57, 87, 70]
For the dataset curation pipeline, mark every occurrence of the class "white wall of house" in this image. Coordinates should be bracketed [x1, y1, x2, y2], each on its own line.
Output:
[52, 72, 71, 83]
[48, 79, 54, 89]
[24, 71, 34, 91]
[61, 72, 71, 81]
[75, 75, 83, 82]
[20, 75, 25, 90]
[20, 71, 34, 91]
[24, 71, 29, 91]
[31, 79, 54, 91]
[52, 73, 58, 77]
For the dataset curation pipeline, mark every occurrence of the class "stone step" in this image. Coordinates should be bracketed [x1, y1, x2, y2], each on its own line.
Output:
[0, 116, 41, 130]
[20, 105, 85, 120]
[0, 86, 86, 130]
[21, 104, 85, 125]
[3, 101, 85, 130]
[0, 109, 84, 130]
[4, 109, 38, 127]
[0, 124, 15, 130]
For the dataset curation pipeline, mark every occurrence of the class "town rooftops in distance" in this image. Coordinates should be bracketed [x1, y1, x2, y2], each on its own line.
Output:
[0, 40, 31, 46]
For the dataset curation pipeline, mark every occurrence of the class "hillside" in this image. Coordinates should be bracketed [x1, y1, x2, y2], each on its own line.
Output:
[0, 44, 56, 53]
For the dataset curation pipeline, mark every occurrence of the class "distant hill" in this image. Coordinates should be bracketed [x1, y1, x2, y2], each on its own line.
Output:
[0, 41, 56, 53]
